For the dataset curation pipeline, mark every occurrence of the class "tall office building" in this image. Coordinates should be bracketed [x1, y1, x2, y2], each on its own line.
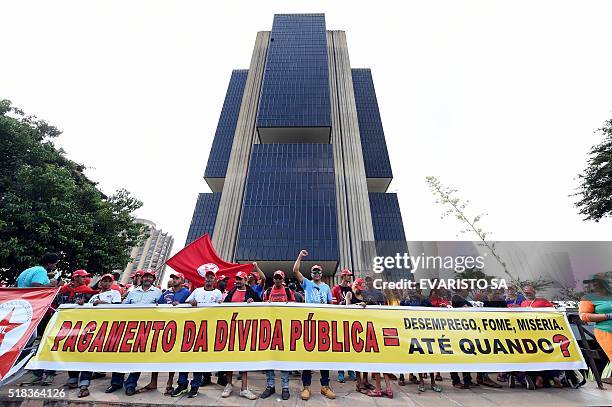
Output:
[186, 14, 406, 281]
[122, 219, 174, 285]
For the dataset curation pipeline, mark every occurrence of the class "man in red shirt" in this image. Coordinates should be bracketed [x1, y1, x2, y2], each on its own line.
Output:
[520, 285, 554, 308]
[57, 270, 97, 305]
[221, 271, 260, 400]
[264, 270, 295, 302]
[260, 270, 294, 400]
[331, 268, 352, 305]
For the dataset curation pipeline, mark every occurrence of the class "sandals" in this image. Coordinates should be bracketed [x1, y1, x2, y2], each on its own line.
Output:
[164, 385, 174, 396]
[78, 387, 90, 398]
[382, 389, 394, 398]
[356, 383, 369, 394]
[366, 389, 383, 397]
[418, 384, 426, 392]
[480, 377, 502, 388]
[135, 384, 157, 394]
[431, 384, 442, 392]
[535, 376, 544, 389]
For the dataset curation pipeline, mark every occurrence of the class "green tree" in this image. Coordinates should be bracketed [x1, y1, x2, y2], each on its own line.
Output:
[0, 99, 148, 282]
[575, 118, 612, 221]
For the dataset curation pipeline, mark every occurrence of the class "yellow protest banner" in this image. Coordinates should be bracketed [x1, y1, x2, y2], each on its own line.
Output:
[27, 303, 586, 373]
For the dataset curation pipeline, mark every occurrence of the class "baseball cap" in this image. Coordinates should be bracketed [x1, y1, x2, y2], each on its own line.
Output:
[235, 271, 247, 280]
[100, 273, 115, 281]
[142, 269, 156, 277]
[170, 272, 185, 279]
[72, 269, 90, 278]
[217, 274, 228, 281]
[248, 272, 259, 280]
[273, 270, 285, 279]
[311, 264, 323, 272]
[353, 278, 367, 291]
[340, 268, 353, 277]
[523, 285, 535, 295]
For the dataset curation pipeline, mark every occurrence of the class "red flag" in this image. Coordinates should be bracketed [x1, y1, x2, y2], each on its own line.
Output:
[0, 287, 59, 381]
[165, 234, 252, 289]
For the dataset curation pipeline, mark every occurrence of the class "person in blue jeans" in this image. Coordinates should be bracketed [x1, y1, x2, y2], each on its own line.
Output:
[105, 270, 161, 396]
[172, 269, 223, 398]
[293, 250, 336, 401]
[260, 270, 296, 400]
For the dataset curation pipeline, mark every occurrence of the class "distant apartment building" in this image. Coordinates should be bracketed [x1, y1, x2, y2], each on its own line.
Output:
[121, 219, 174, 285]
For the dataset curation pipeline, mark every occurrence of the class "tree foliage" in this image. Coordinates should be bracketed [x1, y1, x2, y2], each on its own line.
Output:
[0, 99, 148, 282]
[575, 119, 612, 221]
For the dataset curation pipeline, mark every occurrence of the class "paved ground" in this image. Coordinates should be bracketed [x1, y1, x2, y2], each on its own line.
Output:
[1, 371, 611, 407]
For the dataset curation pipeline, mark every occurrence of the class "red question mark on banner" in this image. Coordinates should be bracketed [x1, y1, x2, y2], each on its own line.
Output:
[552, 334, 571, 357]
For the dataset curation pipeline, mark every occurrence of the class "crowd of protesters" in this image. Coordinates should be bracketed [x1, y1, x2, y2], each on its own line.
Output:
[12, 251, 609, 400]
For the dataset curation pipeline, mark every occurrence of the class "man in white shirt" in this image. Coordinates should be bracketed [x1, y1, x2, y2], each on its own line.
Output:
[186, 269, 223, 306]
[89, 274, 121, 305]
[172, 269, 222, 398]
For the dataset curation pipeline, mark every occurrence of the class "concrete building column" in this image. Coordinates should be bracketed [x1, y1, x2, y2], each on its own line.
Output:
[212, 31, 270, 261]
[329, 30, 376, 277]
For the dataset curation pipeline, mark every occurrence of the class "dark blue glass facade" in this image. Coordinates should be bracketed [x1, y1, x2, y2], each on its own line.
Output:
[369, 193, 409, 281]
[352, 69, 393, 179]
[256, 14, 331, 129]
[185, 193, 222, 245]
[235, 144, 338, 261]
[369, 193, 406, 241]
[204, 70, 248, 179]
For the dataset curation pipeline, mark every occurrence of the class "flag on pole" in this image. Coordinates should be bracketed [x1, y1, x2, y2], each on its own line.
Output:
[165, 234, 252, 288]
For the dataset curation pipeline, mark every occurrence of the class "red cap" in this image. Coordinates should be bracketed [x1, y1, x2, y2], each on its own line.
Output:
[340, 268, 353, 277]
[100, 273, 115, 281]
[311, 264, 323, 272]
[217, 274, 228, 281]
[353, 278, 367, 291]
[72, 269, 90, 278]
[142, 269, 156, 277]
[235, 271, 247, 280]
[134, 269, 145, 277]
[273, 270, 285, 279]
[170, 272, 185, 279]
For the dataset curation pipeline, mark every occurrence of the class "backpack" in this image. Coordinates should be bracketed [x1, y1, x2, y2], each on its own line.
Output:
[265, 286, 293, 302]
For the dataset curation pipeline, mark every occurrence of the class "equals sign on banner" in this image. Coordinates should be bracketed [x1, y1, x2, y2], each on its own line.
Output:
[382, 328, 400, 346]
